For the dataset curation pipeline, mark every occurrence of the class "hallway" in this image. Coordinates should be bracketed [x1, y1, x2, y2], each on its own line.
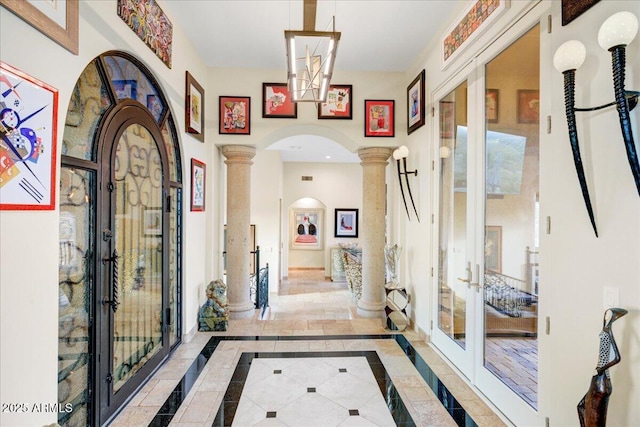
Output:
[109, 271, 508, 427]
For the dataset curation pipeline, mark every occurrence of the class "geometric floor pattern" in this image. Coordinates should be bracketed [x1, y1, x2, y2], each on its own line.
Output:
[233, 356, 396, 426]
[109, 270, 512, 427]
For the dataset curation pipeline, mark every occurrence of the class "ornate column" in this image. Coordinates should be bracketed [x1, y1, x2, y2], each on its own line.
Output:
[357, 147, 393, 318]
[222, 145, 256, 319]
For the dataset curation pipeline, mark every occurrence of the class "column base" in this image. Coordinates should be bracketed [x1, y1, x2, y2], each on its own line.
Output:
[228, 302, 256, 319]
[356, 299, 386, 318]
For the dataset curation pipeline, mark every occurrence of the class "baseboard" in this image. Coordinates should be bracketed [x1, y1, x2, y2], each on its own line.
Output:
[182, 323, 198, 343]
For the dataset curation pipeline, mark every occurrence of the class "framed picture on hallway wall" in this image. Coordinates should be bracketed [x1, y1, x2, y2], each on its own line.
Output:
[190, 158, 206, 211]
[219, 96, 251, 134]
[364, 100, 394, 137]
[334, 209, 358, 238]
[262, 83, 297, 118]
[290, 208, 324, 250]
[407, 69, 425, 134]
[0, 62, 59, 210]
[185, 71, 205, 142]
[517, 89, 539, 124]
[0, 0, 79, 54]
[318, 85, 352, 119]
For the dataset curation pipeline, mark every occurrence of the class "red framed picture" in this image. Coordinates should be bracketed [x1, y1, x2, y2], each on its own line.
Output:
[364, 100, 394, 137]
[191, 158, 206, 211]
[0, 61, 59, 210]
[262, 83, 297, 118]
[318, 84, 352, 119]
[219, 96, 250, 134]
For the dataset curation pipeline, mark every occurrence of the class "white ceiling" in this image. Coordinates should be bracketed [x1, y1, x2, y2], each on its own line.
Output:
[162, 0, 460, 161]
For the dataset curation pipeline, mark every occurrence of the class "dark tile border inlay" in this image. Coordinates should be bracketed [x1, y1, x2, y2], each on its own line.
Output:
[146, 334, 478, 427]
[214, 350, 414, 427]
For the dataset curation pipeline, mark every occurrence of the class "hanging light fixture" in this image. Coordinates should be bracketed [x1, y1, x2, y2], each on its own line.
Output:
[285, 0, 340, 103]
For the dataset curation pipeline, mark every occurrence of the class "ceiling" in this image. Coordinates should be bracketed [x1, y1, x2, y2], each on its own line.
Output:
[162, 0, 460, 162]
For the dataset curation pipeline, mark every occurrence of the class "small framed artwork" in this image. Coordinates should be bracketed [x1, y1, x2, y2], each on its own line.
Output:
[190, 158, 206, 211]
[262, 83, 297, 118]
[364, 100, 394, 137]
[0, 61, 59, 210]
[185, 71, 205, 142]
[290, 208, 324, 250]
[562, 0, 600, 26]
[219, 96, 250, 134]
[318, 85, 352, 119]
[485, 226, 502, 273]
[407, 70, 425, 134]
[0, 0, 79, 54]
[334, 209, 358, 238]
[486, 89, 499, 123]
[439, 101, 455, 139]
[143, 208, 162, 236]
[517, 90, 540, 124]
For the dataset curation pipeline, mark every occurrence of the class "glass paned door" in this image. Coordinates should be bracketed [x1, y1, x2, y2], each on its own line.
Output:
[111, 123, 164, 391]
[479, 23, 540, 414]
[432, 72, 478, 377]
[99, 110, 170, 424]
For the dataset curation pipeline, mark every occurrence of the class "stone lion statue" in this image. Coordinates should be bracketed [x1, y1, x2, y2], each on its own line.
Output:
[198, 279, 228, 331]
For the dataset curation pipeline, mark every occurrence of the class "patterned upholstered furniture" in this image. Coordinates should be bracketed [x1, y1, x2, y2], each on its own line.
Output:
[341, 248, 362, 301]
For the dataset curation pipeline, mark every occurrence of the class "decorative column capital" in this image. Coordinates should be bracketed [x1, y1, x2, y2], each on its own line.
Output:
[358, 147, 393, 165]
[222, 145, 256, 165]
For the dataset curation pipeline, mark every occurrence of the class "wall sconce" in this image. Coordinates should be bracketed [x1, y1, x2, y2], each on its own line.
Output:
[393, 145, 420, 222]
[554, 11, 639, 237]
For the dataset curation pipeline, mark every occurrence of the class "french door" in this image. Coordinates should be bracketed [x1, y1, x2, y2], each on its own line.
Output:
[432, 9, 542, 427]
[98, 104, 171, 423]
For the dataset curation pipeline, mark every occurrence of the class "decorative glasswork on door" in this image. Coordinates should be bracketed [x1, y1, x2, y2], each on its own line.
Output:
[111, 123, 164, 392]
[437, 81, 469, 348]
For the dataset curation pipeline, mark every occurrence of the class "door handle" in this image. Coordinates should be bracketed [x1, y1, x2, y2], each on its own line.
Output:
[457, 261, 472, 284]
[102, 249, 119, 312]
[469, 263, 482, 292]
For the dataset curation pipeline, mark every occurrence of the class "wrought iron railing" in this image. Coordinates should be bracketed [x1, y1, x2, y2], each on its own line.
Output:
[484, 271, 537, 317]
[249, 246, 269, 316]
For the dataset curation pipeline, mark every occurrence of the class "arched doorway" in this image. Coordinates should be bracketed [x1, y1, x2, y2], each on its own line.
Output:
[57, 52, 183, 426]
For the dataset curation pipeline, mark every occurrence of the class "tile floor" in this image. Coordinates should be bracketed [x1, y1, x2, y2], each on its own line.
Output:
[109, 270, 511, 427]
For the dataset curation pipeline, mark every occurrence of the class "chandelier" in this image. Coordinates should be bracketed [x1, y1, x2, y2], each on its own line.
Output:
[285, 0, 340, 103]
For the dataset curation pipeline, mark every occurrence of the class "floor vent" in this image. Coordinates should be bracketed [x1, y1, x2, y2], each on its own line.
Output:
[301, 176, 313, 181]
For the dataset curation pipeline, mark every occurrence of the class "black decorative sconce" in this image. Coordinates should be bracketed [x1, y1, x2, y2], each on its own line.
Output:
[393, 145, 420, 222]
[554, 11, 639, 237]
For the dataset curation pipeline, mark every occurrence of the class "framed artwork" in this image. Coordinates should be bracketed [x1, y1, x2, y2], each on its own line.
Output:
[439, 101, 455, 139]
[407, 69, 425, 134]
[0, 0, 79, 54]
[562, 0, 600, 26]
[219, 96, 250, 134]
[318, 85, 352, 119]
[441, 0, 509, 69]
[190, 158, 206, 211]
[185, 71, 204, 142]
[364, 100, 394, 137]
[0, 62, 59, 210]
[517, 90, 540, 124]
[262, 83, 297, 118]
[117, 0, 173, 68]
[143, 208, 162, 236]
[290, 208, 324, 250]
[486, 89, 499, 123]
[334, 209, 358, 238]
[485, 226, 502, 273]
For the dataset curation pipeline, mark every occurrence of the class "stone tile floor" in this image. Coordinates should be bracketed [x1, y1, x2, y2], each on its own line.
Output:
[109, 270, 515, 427]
